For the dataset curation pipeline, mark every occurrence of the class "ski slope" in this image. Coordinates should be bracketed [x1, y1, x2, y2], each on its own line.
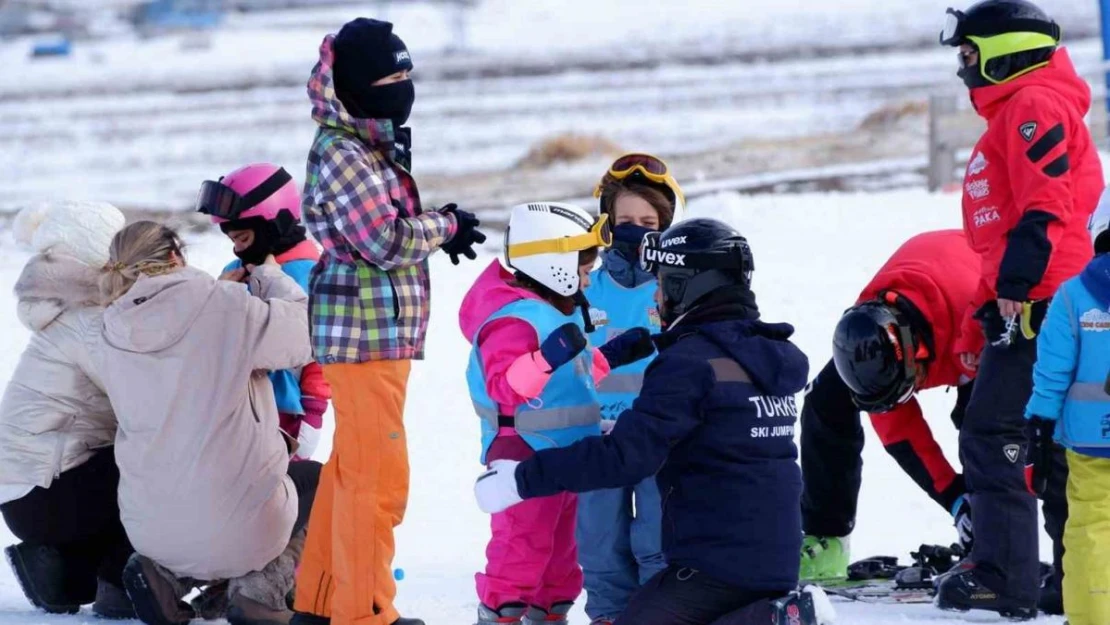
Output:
[0, 187, 1069, 624]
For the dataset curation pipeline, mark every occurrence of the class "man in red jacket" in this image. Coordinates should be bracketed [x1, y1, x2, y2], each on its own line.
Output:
[936, 0, 1104, 619]
[800, 230, 979, 580]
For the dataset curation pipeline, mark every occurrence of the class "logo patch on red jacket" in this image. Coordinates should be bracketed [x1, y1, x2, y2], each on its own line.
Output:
[968, 152, 988, 176]
[972, 205, 1000, 228]
[965, 179, 990, 200]
[1019, 121, 1038, 142]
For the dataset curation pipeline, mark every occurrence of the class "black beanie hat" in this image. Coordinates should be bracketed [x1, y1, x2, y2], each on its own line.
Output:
[333, 18, 413, 86]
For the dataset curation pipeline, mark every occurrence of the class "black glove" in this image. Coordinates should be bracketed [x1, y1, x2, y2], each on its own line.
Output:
[951, 495, 973, 554]
[539, 323, 588, 372]
[1025, 417, 1056, 496]
[440, 204, 487, 265]
[974, 301, 1018, 348]
[599, 328, 655, 369]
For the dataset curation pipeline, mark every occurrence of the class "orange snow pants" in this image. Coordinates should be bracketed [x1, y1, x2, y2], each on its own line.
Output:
[295, 360, 412, 625]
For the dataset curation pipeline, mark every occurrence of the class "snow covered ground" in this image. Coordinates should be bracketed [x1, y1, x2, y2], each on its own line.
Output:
[0, 187, 1069, 623]
[1, 0, 1107, 213]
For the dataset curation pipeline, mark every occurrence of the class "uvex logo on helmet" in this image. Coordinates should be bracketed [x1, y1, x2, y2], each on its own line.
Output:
[643, 248, 686, 266]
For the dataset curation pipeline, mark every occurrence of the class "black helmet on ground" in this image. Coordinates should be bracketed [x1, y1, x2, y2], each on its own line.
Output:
[832, 298, 926, 413]
[939, 0, 1060, 89]
[638, 218, 754, 326]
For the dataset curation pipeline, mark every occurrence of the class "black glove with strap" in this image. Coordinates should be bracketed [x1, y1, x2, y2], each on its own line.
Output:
[440, 204, 487, 265]
[599, 328, 655, 369]
[1025, 416, 1056, 496]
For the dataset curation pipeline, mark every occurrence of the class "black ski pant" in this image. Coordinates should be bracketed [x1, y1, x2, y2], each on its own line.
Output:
[960, 335, 1067, 604]
[614, 566, 788, 625]
[800, 358, 971, 537]
[287, 460, 322, 537]
[0, 448, 133, 589]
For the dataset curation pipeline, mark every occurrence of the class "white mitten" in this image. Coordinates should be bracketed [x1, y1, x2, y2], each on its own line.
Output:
[475, 460, 523, 514]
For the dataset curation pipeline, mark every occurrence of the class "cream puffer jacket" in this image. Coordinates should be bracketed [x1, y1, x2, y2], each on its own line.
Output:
[0, 254, 116, 493]
[92, 265, 312, 579]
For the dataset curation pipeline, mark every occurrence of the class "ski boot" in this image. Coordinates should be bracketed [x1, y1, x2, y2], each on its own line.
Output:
[5, 542, 95, 614]
[523, 601, 572, 624]
[476, 602, 527, 625]
[1038, 562, 1063, 615]
[934, 564, 1036, 620]
[799, 536, 849, 582]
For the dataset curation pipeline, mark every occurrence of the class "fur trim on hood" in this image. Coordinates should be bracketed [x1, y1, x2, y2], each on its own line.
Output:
[14, 254, 102, 332]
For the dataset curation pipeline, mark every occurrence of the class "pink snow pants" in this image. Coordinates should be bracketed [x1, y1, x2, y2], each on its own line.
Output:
[476, 430, 583, 610]
[477, 491, 582, 611]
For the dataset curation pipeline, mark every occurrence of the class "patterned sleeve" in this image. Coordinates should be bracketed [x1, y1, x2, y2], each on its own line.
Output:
[317, 144, 457, 270]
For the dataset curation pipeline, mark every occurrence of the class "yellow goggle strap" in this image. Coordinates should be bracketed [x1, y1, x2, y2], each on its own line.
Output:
[508, 213, 612, 260]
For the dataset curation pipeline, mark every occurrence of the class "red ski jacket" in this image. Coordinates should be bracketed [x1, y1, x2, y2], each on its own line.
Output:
[959, 48, 1104, 357]
[855, 230, 979, 501]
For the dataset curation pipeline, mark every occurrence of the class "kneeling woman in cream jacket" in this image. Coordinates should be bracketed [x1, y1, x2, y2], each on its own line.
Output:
[91, 221, 321, 625]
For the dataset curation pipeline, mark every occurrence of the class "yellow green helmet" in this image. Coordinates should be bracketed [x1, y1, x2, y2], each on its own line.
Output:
[939, 0, 1061, 88]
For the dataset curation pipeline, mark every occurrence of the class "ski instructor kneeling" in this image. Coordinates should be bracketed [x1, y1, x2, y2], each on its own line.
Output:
[474, 218, 832, 625]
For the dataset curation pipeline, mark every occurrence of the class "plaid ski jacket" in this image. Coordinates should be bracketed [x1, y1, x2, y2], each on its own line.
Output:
[302, 34, 457, 363]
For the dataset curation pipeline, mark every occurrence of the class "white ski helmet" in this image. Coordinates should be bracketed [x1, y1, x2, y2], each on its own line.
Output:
[505, 201, 612, 296]
[1091, 188, 1110, 254]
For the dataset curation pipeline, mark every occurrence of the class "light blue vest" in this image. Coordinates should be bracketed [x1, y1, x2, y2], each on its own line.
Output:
[584, 269, 660, 420]
[466, 299, 601, 464]
[1026, 275, 1110, 457]
[224, 258, 316, 415]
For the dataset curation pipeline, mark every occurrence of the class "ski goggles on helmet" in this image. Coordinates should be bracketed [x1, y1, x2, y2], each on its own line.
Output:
[195, 167, 294, 221]
[638, 231, 754, 279]
[594, 153, 686, 209]
[507, 212, 612, 259]
[939, 7, 1061, 47]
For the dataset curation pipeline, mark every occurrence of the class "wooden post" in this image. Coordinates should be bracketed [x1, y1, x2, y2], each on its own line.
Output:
[928, 93, 957, 192]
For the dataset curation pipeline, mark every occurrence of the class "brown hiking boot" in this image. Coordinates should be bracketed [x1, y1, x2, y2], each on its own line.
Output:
[121, 554, 195, 625]
[190, 580, 229, 620]
[227, 594, 293, 625]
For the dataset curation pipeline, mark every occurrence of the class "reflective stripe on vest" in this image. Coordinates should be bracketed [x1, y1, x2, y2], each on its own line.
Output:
[473, 402, 600, 431]
[596, 372, 646, 394]
[1068, 382, 1110, 402]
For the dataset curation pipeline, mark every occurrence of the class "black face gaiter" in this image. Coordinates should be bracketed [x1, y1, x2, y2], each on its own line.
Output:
[221, 214, 307, 267]
[338, 79, 415, 127]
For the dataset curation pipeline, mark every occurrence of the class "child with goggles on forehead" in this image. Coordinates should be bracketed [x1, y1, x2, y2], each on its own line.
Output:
[196, 163, 331, 464]
[459, 201, 655, 625]
[573, 153, 682, 625]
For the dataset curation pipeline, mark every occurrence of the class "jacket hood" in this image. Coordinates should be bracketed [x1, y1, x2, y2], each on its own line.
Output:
[459, 260, 545, 343]
[971, 48, 1090, 120]
[308, 34, 396, 147]
[101, 267, 217, 354]
[694, 320, 809, 396]
[1081, 254, 1110, 308]
[14, 253, 102, 331]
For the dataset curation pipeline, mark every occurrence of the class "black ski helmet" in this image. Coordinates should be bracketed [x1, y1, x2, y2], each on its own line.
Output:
[939, 0, 1060, 89]
[638, 217, 754, 325]
[832, 300, 921, 413]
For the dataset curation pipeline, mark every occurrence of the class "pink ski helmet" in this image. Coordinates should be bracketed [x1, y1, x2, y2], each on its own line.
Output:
[195, 163, 301, 225]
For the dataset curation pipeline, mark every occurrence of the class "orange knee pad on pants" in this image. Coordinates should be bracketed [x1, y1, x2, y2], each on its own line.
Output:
[295, 360, 412, 625]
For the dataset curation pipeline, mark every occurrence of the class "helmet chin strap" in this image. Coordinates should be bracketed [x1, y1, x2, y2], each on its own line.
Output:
[574, 291, 595, 333]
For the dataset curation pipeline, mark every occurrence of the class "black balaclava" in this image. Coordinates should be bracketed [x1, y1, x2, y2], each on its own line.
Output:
[332, 18, 415, 127]
[221, 212, 306, 267]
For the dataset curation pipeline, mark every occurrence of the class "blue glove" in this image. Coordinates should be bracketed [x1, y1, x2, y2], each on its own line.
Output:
[539, 323, 588, 372]
[599, 328, 655, 369]
[951, 494, 973, 554]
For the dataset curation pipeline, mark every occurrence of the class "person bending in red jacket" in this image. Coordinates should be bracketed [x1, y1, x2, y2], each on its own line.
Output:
[935, 0, 1103, 619]
[799, 230, 980, 580]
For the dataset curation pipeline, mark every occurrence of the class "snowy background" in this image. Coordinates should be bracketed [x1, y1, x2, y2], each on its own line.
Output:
[0, 0, 1102, 622]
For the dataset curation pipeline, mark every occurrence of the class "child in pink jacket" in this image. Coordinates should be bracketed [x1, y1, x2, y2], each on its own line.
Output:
[460, 202, 654, 625]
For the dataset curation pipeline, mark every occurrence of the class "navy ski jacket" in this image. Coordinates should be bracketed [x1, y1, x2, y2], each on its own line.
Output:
[515, 314, 808, 591]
